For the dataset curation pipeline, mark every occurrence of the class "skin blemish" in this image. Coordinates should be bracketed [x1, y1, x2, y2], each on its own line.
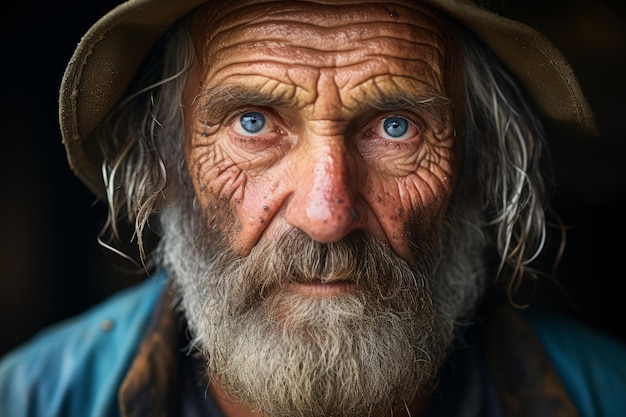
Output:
[259, 218, 265, 224]
[397, 209, 404, 218]
[199, 184, 207, 191]
[263, 205, 269, 211]
[386, 8, 399, 18]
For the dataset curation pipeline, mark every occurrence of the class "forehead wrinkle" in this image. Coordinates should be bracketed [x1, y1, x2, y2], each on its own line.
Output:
[190, 1, 457, 121]
[344, 55, 445, 89]
[205, 21, 446, 64]
[197, 13, 449, 86]
[205, 36, 446, 77]
[204, 43, 446, 98]
[208, 19, 445, 48]
[193, 1, 451, 63]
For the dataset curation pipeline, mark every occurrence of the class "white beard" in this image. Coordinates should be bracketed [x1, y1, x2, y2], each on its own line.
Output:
[158, 182, 486, 417]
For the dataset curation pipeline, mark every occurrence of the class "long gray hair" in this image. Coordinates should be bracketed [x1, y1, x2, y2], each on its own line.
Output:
[96, 15, 557, 301]
[459, 24, 555, 301]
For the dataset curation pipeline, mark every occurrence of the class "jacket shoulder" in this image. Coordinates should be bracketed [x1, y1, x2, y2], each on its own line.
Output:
[524, 309, 626, 417]
[0, 273, 167, 417]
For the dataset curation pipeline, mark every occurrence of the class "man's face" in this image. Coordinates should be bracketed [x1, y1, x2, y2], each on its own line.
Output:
[164, 1, 477, 416]
[184, 0, 462, 267]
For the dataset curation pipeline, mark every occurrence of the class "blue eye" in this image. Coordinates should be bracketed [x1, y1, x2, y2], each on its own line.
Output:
[383, 117, 409, 138]
[240, 112, 266, 133]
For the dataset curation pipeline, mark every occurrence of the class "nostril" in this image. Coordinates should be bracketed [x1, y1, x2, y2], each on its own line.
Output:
[286, 194, 366, 243]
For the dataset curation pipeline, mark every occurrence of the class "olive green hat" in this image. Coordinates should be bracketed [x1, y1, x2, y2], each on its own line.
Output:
[59, 0, 596, 195]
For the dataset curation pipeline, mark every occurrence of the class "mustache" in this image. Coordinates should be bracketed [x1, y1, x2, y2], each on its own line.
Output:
[219, 228, 421, 299]
[266, 229, 381, 283]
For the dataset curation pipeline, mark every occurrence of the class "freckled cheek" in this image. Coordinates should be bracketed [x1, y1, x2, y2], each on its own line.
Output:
[189, 145, 237, 196]
[366, 170, 455, 262]
[187, 144, 286, 253]
[226, 173, 289, 255]
[186, 145, 251, 247]
[241, 174, 282, 218]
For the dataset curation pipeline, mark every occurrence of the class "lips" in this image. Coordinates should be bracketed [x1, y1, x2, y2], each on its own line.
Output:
[285, 278, 358, 297]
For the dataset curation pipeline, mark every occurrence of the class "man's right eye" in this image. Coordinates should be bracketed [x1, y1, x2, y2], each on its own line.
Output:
[239, 111, 267, 134]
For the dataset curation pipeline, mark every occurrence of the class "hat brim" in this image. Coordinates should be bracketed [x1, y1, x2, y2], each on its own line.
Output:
[59, 0, 596, 196]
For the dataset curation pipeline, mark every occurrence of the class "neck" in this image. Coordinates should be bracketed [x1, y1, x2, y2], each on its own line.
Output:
[209, 382, 431, 417]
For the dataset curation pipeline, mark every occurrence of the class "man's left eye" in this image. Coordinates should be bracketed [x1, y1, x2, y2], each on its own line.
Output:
[239, 111, 266, 134]
[374, 116, 418, 141]
[384, 117, 408, 137]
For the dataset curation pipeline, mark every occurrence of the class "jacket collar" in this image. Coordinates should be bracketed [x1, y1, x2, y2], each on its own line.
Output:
[484, 302, 580, 417]
[118, 283, 182, 417]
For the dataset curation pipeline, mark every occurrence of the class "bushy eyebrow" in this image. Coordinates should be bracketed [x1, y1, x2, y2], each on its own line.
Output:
[193, 84, 297, 123]
[193, 82, 452, 124]
[375, 92, 454, 130]
[368, 92, 451, 112]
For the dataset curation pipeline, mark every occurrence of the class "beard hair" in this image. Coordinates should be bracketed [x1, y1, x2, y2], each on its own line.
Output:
[158, 175, 487, 417]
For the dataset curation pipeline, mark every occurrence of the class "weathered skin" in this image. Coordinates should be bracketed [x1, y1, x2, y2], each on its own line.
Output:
[184, 0, 464, 265]
[183, 1, 464, 415]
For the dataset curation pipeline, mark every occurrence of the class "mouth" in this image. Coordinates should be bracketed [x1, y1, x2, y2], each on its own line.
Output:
[285, 279, 358, 297]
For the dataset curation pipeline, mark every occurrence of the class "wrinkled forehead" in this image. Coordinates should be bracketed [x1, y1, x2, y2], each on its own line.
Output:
[189, 0, 458, 65]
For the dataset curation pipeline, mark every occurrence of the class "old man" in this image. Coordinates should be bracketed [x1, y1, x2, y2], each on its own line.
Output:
[1, 0, 625, 416]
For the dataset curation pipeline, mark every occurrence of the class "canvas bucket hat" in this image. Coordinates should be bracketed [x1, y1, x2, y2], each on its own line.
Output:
[59, 0, 596, 195]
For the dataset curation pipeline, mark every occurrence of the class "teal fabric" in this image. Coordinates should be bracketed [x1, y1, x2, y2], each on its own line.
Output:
[0, 273, 166, 417]
[524, 310, 626, 417]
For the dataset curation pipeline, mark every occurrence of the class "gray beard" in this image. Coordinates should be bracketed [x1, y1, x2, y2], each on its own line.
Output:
[158, 181, 486, 417]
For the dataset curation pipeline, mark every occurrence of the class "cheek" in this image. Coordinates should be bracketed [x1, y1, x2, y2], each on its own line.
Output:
[186, 139, 248, 244]
[366, 142, 456, 260]
[186, 138, 288, 254]
[188, 143, 245, 204]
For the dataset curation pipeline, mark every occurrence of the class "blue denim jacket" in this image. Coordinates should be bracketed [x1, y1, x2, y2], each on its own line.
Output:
[0, 273, 166, 417]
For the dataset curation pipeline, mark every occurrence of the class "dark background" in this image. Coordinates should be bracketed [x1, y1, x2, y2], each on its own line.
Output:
[1, 0, 625, 357]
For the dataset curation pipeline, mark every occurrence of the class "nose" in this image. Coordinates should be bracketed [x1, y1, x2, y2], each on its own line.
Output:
[285, 141, 367, 243]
